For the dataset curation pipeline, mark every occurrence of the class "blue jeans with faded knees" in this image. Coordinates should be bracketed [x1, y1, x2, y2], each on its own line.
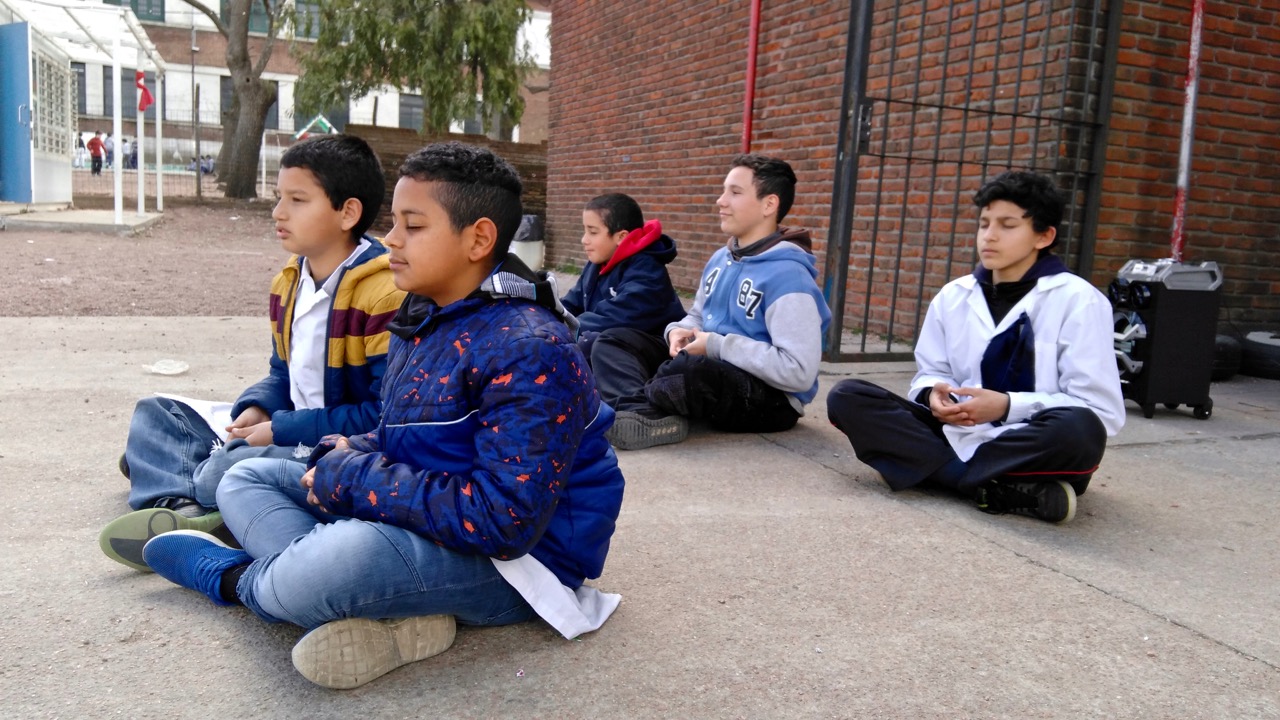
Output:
[123, 397, 304, 510]
[215, 458, 536, 630]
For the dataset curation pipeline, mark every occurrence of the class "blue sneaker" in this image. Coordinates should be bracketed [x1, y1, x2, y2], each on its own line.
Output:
[142, 530, 251, 606]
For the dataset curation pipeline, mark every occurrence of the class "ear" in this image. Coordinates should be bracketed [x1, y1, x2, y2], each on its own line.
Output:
[467, 217, 499, 262]
[611, 228, 629, 245]
[1035, 226, 1056, 250]
[339, 198, 363, 233]
[761, 193, 781, 220]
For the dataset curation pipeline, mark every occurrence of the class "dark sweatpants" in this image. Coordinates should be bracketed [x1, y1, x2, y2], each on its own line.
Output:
[826, 378, 1106, 495]
[591, 327, 801, 433]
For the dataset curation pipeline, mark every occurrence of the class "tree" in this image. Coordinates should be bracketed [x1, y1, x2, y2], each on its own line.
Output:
[293, 0, 534, 137]
[181, 0, 289, 199]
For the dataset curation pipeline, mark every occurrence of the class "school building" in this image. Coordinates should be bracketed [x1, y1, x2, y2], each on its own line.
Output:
[544, 0, 1279, 356]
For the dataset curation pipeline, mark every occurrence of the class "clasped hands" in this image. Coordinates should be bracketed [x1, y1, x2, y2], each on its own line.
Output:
[929, 382, 1009, 427]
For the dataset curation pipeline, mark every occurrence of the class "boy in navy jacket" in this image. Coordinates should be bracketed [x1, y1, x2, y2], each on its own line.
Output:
[141, 142, 626, 690]
[561, 192, 686, 343]
[99, 135, 402, 571]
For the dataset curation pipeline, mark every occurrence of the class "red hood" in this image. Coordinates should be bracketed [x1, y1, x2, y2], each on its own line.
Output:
[600, 219, 664, 275]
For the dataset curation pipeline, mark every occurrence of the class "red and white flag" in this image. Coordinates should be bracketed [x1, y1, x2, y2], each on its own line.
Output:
[136, 70, 154, 112]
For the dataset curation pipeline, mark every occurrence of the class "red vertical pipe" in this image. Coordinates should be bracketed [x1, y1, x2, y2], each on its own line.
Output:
[1170, 0, 1205, 262]
[743, 0, 762, 153]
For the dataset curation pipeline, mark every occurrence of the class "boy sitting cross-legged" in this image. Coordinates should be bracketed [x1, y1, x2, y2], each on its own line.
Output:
[141, 142, 627, 690]
[827, 171, 1125, 523]
[98, 134, 402, 570]
[593, 154, 832, 450]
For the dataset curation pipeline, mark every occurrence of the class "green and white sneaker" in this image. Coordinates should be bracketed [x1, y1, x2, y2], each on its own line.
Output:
[99, 499, 229, 571]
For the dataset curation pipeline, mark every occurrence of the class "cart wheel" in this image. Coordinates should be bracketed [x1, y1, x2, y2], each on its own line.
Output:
[1193, 399, 1213, 420]
[1163, 403, 1179, 410]
[1142, 404, 1155, 419]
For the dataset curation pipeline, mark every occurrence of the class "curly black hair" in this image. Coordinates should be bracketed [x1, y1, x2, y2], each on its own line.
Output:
[399, 141, 524, 258]
[973, 171, 1066, 244]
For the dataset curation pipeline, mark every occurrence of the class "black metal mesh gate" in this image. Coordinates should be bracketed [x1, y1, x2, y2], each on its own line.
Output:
[823, 0, 1124, 361]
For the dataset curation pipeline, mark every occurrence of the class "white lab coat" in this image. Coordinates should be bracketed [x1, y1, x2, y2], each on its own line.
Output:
[909, 271, 1125, 461]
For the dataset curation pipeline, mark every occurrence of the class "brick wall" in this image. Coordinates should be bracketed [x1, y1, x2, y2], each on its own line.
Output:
[546, 1, 848, 289]
[346, 125, 547, 235]
[1096, 0, 1280, 326]
[547, 0, 1280, 336]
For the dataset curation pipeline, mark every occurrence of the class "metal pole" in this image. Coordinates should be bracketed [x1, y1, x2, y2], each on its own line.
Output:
[112, 33, 122, 225]
[742, 0, 762, 153]
[1170, 0, 1204, 262]
[194, 84, 202, 200]
[822, 0, 876, 359]
[136, 65, 144, 216]
[1077, 0, 1125, 280]
[156, 72, 163, 211]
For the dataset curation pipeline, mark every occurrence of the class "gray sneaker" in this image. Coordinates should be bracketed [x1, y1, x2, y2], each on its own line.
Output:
[606, 410, 689, 451]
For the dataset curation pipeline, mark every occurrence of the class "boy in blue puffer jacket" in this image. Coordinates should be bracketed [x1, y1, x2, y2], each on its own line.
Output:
[561, 193, 687, 352]
[141, 141, 627, 690]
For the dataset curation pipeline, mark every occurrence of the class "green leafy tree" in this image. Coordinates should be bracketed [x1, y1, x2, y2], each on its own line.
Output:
[293, 0, 534, 136]
[181, 0, 291, 198]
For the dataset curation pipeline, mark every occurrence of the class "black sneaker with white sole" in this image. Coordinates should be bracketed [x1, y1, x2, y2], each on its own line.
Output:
[975, 479, 1077, 524]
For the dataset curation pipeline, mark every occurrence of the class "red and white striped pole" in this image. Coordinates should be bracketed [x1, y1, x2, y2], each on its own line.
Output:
[1169, 0, 1205, 262]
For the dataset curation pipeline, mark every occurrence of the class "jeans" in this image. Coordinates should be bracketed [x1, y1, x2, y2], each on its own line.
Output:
[123, 397, 303, 509]
[216, 458, 536, 630]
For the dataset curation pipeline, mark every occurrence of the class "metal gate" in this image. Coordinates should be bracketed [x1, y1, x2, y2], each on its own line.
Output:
[823, 0, 1124, 361]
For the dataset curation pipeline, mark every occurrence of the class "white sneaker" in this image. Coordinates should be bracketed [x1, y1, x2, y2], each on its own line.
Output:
[291, 614, 457, 689]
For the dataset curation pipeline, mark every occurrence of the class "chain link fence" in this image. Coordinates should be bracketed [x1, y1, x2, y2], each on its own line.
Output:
[72, 107, 292, 204]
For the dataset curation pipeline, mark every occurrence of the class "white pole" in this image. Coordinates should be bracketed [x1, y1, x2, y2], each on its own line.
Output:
[136, 69, 145, 215]
[112, 34, 123, 225]
[156, 72, 164, 212]
[260, 131, 267, 197]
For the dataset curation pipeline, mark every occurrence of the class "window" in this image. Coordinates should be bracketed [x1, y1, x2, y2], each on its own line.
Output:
[219, 1, 321, 38]
[101, 66, 112, 117]
[399, 93, 423, 131]
[294, 1, 321, 40]
[103, 0, 165, 23]
[220, 0, 270, 34]
[71, 62, 86, 116]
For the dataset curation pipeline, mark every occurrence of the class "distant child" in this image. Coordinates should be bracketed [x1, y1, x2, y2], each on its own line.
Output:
[560, 193, 686, 360]
[98, 134, 403, 570]
[87, 131, 105, 175]
[592, 154, 831, 450]
[827, 171, 1125, 523]
[141, 141, 627, 690]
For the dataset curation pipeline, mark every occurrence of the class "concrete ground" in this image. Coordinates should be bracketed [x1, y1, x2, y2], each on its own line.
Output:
[1, 316, 1277, 719]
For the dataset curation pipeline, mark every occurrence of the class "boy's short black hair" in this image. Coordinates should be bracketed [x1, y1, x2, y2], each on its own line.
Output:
[730, 154, 798, 222]
[280, 134, 385, 240]
[584, 193, 644, 235]
[399, 141, 524, 261]
[973, 171, 1065, 247]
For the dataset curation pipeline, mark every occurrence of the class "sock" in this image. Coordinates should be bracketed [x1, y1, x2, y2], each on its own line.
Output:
[218, 564, 249, 605]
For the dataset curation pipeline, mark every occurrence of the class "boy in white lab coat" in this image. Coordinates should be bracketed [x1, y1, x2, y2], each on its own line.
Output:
[827, 171, 1124, 524]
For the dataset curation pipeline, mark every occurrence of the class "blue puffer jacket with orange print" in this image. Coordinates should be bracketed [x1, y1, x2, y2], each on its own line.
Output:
[307, 255, 625, 589]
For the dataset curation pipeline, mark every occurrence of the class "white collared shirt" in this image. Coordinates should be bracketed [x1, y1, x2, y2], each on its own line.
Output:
[288, 239, 370, 410]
